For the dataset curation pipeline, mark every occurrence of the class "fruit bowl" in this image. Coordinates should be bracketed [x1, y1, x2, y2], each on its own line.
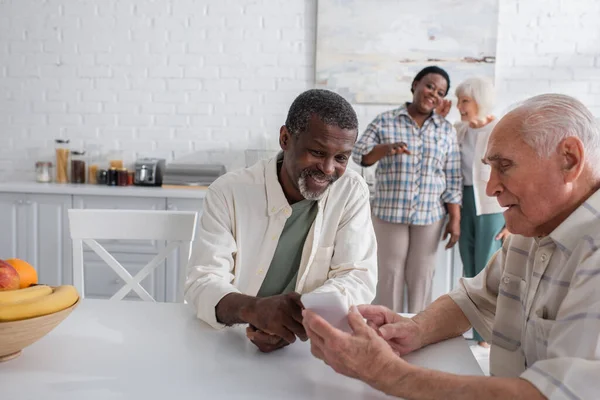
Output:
[0, 296, 80, 362]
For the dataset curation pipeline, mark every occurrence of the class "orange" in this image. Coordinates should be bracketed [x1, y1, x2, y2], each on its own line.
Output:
[4, 258, 38, 288]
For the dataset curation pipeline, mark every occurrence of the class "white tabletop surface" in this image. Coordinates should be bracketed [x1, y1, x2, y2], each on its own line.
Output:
[0, 300, 482, 400]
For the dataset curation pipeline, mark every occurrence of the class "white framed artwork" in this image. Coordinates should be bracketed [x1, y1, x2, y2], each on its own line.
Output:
[316, 0, 499, 104]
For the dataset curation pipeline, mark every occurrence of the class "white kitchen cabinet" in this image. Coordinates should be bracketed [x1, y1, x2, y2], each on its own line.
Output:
[0, 184, 208, 303]
[26, 194, 72, 286]
[0, 192, 72, 286]
[0, 193, 25, 260]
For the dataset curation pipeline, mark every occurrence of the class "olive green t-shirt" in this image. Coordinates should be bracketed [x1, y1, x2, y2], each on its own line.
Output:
[256, 198, 318, 297]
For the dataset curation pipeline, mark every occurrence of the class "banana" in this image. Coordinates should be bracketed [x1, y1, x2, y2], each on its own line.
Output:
[0, 285, 79, 322]
[0, 285, 53, 305]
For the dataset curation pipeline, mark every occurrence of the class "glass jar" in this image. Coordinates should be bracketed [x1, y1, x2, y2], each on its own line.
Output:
[54, 139, 70, 184]
[127, 171, 135, 186]
[107, 167, 118, 186]
[88, 164, 98, 184]
[70, 151, 86, 184]
[96, 169, 108, 185]
[86, 145, 102, 185]
[107, 150, 124, 170]
[117, 168, 129, 186]
[35, 162, 53, 183]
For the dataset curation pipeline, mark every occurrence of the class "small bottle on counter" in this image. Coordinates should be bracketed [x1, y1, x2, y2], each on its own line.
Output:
[127, 171, 135, 186]
[70, 151, 86, 184]
[35, 161, 53, 183]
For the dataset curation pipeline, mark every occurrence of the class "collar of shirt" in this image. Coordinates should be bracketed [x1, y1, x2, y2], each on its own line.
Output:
[547, 188, 600, 254]
[264, 152, 329, 217]
[392, 102, 444, 129]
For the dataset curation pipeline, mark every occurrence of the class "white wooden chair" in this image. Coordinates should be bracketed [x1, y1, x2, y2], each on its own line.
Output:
[68, 209, 198, 302]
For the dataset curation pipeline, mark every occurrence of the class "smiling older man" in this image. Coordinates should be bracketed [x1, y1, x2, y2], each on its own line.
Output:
[185, 89, 377, 354]
[303, 93, 600, 399]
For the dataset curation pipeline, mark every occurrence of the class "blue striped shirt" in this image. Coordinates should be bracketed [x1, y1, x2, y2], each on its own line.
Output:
[352, 104, 462, 225]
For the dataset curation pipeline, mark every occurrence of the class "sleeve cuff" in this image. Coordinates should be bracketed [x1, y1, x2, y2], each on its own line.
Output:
[520, 364, 579, 400]
[442, 192, 463, 205]
[448, 288, 492, 342]
[186, 282, 241, 330]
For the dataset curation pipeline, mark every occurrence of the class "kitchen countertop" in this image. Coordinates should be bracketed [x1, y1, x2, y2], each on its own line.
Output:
[0, 182, 208, 199]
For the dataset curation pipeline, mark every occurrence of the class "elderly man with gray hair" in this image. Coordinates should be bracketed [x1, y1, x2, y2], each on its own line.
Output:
[303, 93, 600, 399]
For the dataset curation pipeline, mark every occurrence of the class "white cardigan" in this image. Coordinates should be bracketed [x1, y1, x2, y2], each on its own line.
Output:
[456, 121, 505, 216]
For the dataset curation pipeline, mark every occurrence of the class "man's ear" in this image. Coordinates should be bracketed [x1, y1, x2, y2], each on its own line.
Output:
[280, 125, 291, 151]
[560, 137, 585, 183]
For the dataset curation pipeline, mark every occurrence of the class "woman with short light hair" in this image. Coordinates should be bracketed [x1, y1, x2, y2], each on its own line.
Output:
[454, 77, 508, 348]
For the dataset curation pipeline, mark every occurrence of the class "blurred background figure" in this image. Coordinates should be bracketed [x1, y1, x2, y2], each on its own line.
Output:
[454, 77, 509, 348]
[352, 66, 462, 314]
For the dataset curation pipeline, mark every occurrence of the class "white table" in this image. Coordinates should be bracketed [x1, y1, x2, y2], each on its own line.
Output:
[0, 300, 482, 399]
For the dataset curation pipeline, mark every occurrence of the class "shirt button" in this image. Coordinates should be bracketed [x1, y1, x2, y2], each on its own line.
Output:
[257, 268, 264, 275]
[271, 236, 277, 241]
[540, 254, 547, 262]
[271, 207, 276, 212]
[503, 277, 510, 284]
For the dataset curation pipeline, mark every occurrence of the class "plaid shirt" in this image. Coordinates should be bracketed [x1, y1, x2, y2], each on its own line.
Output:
[352, 104, 462, 225]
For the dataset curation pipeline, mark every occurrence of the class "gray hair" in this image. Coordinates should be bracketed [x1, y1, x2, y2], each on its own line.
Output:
[455, 77, 495, 118]
[513, 94, 600, 172]
[285, 89, 358, 137]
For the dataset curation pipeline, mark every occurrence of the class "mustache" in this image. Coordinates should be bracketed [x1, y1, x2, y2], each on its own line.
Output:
[300, 168, 338, 182]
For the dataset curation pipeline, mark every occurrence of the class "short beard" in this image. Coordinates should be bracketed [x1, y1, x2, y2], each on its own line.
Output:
[297, 169, 337, 201]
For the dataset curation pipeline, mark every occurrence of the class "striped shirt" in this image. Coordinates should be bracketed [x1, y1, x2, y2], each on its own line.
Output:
[449, 188, 600, 399]
[352, 104, 462, 225]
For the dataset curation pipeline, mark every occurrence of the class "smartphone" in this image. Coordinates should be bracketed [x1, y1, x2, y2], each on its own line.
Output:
[301, 291, 352, 333]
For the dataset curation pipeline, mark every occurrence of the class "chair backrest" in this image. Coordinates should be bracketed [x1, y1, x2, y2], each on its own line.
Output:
[68, 209, 198, 302]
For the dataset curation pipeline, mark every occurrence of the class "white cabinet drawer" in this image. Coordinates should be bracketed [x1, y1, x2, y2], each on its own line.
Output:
[73, 195, 167, 254]
[82, 252, 166, 302]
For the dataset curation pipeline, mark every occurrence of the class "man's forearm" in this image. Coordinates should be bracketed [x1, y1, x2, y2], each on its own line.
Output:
[377, 363, 545, 400]
[412, 295, 471, 347]
[215, 293, 258, 326]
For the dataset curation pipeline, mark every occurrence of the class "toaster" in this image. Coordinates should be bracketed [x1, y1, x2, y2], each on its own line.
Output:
[133, 158, 166, 186]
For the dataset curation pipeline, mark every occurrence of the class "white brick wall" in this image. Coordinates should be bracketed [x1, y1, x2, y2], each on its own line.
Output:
[0, 0, 599, 181]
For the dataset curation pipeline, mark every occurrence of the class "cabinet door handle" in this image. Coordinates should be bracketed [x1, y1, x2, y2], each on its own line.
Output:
[113, 278, 122, 285]
[15, 200, 23, 205]
[25, 200, 32, 205]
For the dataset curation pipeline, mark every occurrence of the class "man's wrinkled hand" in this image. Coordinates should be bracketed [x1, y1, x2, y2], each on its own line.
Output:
[303, 306, 406, 388]
[358, 305, 423, 356]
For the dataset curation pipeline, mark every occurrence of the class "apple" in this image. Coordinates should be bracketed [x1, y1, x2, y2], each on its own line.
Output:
[0, 259, 20, 291]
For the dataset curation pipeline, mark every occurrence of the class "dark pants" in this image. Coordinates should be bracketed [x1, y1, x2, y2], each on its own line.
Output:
[459, 186, 505, 342]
